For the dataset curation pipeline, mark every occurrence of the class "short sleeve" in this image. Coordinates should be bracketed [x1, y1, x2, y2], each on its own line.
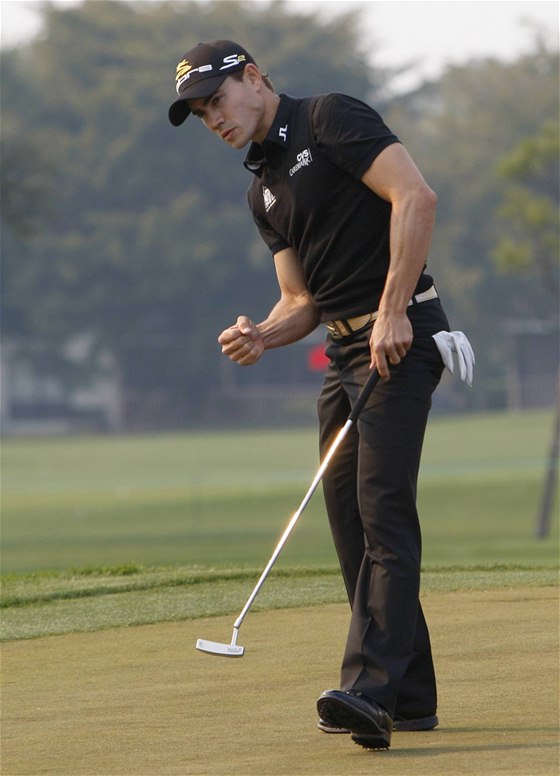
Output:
[311, 93, 400, 180]
[247, 187, 290, 256]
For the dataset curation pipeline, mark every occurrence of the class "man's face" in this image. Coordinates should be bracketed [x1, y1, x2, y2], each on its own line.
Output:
[188, 70, 267, 148]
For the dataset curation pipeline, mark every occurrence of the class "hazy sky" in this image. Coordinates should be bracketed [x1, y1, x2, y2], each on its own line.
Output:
[1, 0, 558, 91]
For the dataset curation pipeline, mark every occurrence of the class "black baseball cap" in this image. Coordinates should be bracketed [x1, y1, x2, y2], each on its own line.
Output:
[168, 39, 256, 126]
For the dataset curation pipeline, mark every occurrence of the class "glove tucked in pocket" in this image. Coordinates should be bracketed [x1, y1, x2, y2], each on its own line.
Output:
[432, 331, 475, 387]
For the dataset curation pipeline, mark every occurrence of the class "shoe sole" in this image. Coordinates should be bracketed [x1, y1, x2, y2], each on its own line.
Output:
[317, 720, 350, 734]
[351, 714, 439, 749]
[317, 696, 390, 749]
[351, 734, 390, 750]
[318, 715, 439, 734]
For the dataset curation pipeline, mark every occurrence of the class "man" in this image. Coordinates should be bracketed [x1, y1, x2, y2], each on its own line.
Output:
[169, 39, 451, 751]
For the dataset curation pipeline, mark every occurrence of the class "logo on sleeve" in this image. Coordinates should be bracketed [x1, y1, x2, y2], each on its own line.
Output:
[262, 186, 277, 212]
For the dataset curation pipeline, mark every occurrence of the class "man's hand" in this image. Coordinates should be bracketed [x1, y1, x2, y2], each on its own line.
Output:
[218, 315, 265, 366]
[369, 312, 413, 379]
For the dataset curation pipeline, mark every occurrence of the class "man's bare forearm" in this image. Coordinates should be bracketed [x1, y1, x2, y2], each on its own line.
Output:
[257, 293, 320, 350]
[218, 293, 319, 367]
[378, 185, 437, 316]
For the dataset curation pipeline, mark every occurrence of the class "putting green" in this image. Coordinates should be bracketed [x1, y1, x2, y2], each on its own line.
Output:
[2, 587, 558, 775]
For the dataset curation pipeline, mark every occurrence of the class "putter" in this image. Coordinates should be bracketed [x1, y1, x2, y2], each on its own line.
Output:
[196, 367, 381, 657]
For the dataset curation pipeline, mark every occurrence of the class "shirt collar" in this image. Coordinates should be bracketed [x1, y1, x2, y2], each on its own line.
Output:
[243, 94, 295, 175]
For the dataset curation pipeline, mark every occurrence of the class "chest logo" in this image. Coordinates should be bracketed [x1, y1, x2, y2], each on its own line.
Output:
[289, 148, 313, 177]
[262, 186, 277, 212]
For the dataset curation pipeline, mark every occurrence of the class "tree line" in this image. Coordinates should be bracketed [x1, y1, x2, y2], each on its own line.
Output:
[1, 1, 558, 429]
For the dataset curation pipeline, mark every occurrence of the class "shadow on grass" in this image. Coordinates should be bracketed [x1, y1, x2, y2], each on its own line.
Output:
[380, 727, 559, 759]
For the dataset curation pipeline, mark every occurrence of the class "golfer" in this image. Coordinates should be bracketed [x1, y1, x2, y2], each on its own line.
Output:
[169, 39, 449, 750]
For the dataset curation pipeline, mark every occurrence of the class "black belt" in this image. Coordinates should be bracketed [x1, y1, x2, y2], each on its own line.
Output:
[325, 286, 438, 340]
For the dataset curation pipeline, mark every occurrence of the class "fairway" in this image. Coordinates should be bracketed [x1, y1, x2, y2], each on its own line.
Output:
[1, 409, 558, 573]
[2, 586, 558, 775]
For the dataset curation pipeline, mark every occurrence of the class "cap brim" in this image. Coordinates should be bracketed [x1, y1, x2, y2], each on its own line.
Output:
[168, 74, 228, 126]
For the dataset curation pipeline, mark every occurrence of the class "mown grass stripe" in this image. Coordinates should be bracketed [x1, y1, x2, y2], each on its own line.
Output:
[2, 567, 557, 642]
[2, 563, 557, 608]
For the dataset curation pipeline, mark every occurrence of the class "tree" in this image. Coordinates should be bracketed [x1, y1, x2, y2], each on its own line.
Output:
[1, 0, 379, 427]
[2, 4, 558, 427]
[385, 45, 559, 409]
[494, 120, 559, 295]
[494, 120, 560, 538]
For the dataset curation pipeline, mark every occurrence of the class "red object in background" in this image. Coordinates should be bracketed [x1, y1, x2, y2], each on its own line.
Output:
[307, 344, 330, 372]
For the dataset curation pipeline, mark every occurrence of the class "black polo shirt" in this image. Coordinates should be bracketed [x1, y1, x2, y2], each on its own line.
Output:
[244, 93, 433, 321]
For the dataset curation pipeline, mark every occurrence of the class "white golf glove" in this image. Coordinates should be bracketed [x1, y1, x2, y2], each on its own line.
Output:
[432, 331, 475, 387]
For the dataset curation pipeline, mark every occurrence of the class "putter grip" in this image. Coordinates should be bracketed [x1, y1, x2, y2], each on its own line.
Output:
[348, 368, 381, 423]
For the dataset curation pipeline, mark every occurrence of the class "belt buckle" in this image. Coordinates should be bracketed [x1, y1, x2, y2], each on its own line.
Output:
[326, 315, 372, 340]
[326, 320, 347, 339]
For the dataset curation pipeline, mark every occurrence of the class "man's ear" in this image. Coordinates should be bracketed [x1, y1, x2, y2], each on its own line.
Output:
[244, 63, 262, 87]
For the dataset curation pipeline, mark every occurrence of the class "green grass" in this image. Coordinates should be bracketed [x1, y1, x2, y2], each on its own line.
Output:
[2, 413, 558, 776]
[1, 564, 557, 641]
[1, 409, 557, 640]
[3, 588, 558, 776]
[2, 409, 558, 574]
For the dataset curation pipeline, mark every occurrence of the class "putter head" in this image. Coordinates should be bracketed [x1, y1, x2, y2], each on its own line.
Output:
[196, 638, 245, 657]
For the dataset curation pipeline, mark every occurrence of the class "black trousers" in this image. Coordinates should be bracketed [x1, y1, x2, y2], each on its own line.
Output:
[317, 299, 449, 718]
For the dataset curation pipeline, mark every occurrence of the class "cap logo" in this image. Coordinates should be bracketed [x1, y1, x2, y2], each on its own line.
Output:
[176, 66, 215, 94]
[175, 51, 249, 94]
[220, 53, 247, 70]
[176, 58, 192, 81]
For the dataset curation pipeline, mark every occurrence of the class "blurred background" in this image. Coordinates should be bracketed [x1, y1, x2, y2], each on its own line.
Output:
[1, 0, 558, 433]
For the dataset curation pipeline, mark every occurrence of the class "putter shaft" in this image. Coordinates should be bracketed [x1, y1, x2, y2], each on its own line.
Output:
[196, 369, 381, 656]
[233, 418, 353, 631]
